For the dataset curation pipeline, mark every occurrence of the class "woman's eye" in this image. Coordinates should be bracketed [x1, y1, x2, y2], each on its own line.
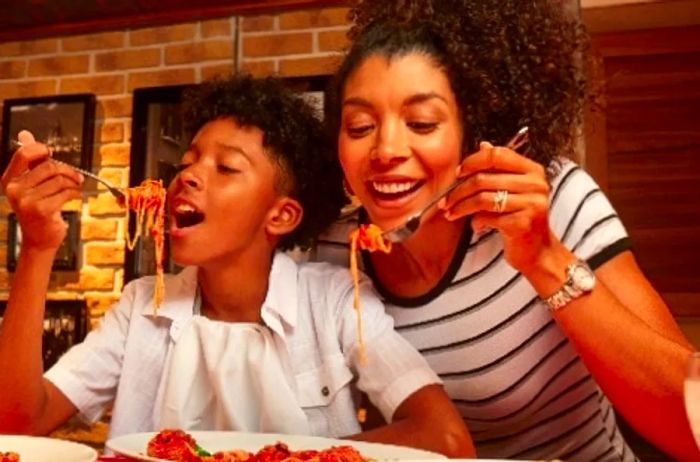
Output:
[408, 121, 438, 134]
[346, 125, 373, 138]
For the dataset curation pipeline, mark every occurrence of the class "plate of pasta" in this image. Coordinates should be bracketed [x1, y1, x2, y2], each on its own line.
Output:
[0, 435, 97, 462]
[106, 429, 446, 461]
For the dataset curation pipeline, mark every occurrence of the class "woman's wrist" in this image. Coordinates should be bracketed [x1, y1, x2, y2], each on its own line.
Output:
[519, 233, 578, 298]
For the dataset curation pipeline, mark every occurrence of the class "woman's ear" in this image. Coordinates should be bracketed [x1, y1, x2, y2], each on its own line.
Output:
[266, 196, 303, 239]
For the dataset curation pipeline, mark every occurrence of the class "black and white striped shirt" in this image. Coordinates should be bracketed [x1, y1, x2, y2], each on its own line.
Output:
[316, 159, 638, 461]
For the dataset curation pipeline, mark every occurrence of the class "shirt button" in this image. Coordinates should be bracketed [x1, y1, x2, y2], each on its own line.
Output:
[321, 386, 329, 397]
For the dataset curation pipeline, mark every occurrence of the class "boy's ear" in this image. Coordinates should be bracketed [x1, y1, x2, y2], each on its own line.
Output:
[266, 196, 303, 239]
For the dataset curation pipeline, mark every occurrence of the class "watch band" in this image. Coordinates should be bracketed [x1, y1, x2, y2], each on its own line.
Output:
[542, 259, 595, 311]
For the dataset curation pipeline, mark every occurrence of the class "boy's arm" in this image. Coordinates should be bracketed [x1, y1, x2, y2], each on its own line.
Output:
[335, 275, 475, 457]
[348, 384, 475, 458]
[0, 133, 83, 433]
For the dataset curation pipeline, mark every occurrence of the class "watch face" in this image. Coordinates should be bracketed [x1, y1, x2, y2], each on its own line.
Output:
[571, 263, 596, 291]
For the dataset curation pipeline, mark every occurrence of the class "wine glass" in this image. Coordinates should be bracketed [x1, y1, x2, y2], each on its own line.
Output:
[684, 351, 700, 448]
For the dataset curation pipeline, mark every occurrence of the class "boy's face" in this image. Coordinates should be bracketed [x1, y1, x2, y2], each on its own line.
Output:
[167, 117, 293, 268]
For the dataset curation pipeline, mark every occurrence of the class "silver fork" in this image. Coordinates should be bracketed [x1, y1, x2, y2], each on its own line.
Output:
[11, 139, 125, 201]
[381, 126, 529, 243]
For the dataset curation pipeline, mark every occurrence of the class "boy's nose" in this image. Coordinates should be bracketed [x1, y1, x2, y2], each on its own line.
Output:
[178, 168, 202, 190]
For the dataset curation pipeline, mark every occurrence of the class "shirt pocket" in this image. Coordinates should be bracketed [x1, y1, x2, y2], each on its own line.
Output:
[296, 353, 353, 408]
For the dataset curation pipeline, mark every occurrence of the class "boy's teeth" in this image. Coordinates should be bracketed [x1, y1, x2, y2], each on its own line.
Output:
[175, 203, 196, 213]
[372, 181, 417, 194]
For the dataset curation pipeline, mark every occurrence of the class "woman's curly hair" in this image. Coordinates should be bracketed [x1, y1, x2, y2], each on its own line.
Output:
[327, 0, 593, 169]
[182, 74, 346, 251]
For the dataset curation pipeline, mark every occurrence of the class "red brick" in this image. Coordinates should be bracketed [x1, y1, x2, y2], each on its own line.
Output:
[279, 55, 340, 77]
[95, 49, 161, 72]
[202, 63, 234, 80]
[240, 60, 276, 77]
[81, 219, 119, 241]
[28, 55, 90, 77]
[164, 40, 233, 65]
[99, 122, 125, 143]
[243, 33, 312, 58]
[279, 8, 350, 30]
[60, 75, 125, 96]
[98, 144, 130, 167]
[85, 243, 125, 266]
[85, 293, 120, 317]
[241, 15, 276, 32]
[130, 24, 197, 46]
[0, 60, 26, 79]
[88, 192, 124, 216]
[318, 29, 350, 52]
[127, 68, 196, 91]
[0, 39, 58, 57]
[201, 18, 232, 38]
[98, 97, 133, 119]
[62, 32, 125, 51]
[0, 79, 57, 99]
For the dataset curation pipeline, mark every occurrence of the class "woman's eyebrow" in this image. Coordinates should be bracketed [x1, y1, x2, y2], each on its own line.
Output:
[342, 96, 373, 108]
[404, 92, 448, 106]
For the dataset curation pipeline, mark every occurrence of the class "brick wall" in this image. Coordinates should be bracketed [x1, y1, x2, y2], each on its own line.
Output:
[0, 7, 351, 324]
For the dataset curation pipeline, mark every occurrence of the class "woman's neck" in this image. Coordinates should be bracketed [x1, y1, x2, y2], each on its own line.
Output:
[196, 247, 274, 323]
[370, 215, 467, 298]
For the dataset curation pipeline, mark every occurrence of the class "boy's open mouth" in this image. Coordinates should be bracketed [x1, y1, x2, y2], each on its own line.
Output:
[173, 203, 205, 229]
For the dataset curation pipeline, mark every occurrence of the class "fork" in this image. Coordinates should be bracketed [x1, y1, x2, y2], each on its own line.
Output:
[381, 126, 529, 243]
[11, 139, 125, 201]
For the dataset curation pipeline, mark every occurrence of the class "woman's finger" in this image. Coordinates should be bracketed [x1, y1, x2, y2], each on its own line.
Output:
[440, 171, 549, 210]
[445, 192, 547, 221]
[458, 142, 545, 177]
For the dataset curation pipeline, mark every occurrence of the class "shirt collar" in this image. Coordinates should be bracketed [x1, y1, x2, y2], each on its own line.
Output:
[139, 253, 299, 334]
[260, 252, 299, 335]
[141, 266, 198, 323]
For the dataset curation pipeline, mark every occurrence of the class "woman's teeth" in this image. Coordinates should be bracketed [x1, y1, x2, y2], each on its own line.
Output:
[371, 180, 419, 194]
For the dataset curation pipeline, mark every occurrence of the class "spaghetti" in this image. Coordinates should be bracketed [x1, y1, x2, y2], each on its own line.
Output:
[348, 224, 392, 364]
[146, 429, 367, 462]
[0, 453, 19, 462]
[123, 179, 167, 309]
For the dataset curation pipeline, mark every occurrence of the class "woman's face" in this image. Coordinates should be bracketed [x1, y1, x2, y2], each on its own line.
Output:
[339, 52, 464, 231]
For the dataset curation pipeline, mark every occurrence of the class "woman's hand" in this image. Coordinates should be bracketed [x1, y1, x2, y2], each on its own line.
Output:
[1, 130, 84, 252]
[440, 141, 557, 274]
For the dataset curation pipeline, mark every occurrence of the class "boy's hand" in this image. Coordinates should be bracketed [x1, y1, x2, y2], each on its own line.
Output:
[1, 130, 84, 251]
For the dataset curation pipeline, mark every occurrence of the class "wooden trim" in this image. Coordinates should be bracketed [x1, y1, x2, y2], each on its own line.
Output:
[582, 0, 700, 35]
[0, 0, 348, 42]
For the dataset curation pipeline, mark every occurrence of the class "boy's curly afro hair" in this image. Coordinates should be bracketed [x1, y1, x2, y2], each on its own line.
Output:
[327, 0, 593, 170]
[182, 74, 346, 251]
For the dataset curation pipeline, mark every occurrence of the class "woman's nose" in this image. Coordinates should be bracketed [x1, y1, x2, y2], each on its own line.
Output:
[371, 122, 410, 164]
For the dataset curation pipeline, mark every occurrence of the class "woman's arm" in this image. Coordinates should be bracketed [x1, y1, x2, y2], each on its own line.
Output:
[442, 143, 697, 460]
[0, 131, 83, 434]
[348, 384, 476, 458]
[525, 244, 697, 461]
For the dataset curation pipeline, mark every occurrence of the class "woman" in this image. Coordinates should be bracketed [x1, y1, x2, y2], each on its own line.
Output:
[317, 0, 698, 459]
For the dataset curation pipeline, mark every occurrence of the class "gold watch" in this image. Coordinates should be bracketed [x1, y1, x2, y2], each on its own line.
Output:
[542, 259, 596, 311]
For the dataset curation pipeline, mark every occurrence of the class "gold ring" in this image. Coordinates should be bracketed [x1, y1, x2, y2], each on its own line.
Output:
[493, 190, 508, 213]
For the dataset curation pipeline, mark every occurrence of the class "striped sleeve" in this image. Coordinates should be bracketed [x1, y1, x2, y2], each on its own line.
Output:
[549, 160, 631, 270]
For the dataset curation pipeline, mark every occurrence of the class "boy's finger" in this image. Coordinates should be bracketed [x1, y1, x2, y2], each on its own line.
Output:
[1, 144, 52, 189]
[17, 130, 37, 146]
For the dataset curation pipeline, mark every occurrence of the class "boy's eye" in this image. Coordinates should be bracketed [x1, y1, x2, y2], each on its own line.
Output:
[217, 165, 239, 174]
[408, 121, 438, 134]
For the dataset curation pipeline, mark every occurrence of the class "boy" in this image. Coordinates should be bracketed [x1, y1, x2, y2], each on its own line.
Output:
[0, 75, 473, 457]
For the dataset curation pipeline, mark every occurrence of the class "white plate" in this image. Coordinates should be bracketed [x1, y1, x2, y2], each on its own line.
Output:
[106, 431, 446, 461]
[0, 435, 97, 462]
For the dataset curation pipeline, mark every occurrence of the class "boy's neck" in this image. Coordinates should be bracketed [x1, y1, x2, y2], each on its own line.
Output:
[196, 247, 275, 323]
